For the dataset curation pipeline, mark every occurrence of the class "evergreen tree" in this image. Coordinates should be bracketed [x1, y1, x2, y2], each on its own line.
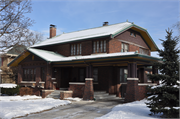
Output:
[146, 29, 179, 118]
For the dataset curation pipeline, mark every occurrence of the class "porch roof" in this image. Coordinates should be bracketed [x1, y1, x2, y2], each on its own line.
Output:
[8, 48, 161, 67]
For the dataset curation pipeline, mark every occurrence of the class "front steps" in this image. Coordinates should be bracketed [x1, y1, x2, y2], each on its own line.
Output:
[94, 91, 123, 101]
[46, 88, 69, 99]
[46, 90, 123, 101]
[46, 90, 61, 99]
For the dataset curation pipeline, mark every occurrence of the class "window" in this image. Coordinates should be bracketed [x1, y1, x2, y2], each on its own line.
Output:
[146, 71, 151, 82]
[121, 43, 129, 52]
[71, 43, 82, 56]
[23, 68, 36, 81]
[93, 68, 98, 82]
[130, 32, 136, 37]
[119, 68, 128, 83]
[93, 40, 106, 53]
[139, 48, 149, 55]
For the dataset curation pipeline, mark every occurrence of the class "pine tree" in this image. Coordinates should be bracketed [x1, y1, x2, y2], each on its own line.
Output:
[146, 29, 179, 118]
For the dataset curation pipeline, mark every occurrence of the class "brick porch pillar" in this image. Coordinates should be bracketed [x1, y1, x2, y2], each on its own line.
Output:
[35, 67, 41, 87]
[125, 62, 139, 102]
[45, 63, 53, 89]
[83, 65, 94, 100]
[83, 78, 94, 100]
[125, 78, 139, 102]
[18, 65, 23, 84]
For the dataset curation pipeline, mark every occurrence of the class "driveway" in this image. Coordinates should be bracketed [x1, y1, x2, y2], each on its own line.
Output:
[18, 99, 124, 119]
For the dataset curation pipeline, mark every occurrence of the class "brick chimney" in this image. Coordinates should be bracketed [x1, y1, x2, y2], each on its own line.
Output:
[103, 22, 108, 26]
[50, 24, 56, 38]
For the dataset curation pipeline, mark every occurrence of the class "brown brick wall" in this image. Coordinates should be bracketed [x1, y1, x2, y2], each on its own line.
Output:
[108, 38, 121, 53]
[69, 84, 85, 98]
[83, 79, 94, 100]
[42, 90, 54, 98]
[129, 44, 139, 52]
[115, 29, 149, 49]
[57, 44, 70, 57]
[138, 85, 147, 100]
[82, 40, 92, 55]
[125, 79, 139, 102]
[60, 91, 73, 100]
[19, 87, 41, 96]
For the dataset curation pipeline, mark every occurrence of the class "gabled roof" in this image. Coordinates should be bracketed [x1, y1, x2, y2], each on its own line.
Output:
[31, 22, 158, 51]
[8, 48, 160, 67]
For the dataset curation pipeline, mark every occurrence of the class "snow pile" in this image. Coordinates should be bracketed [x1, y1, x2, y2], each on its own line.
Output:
[0, 83, 17, 88]
[0, 95, 42, 101]
[65, 97, 82, 101]
[95, 99, 162, 119]
[0, 96, 71, 119]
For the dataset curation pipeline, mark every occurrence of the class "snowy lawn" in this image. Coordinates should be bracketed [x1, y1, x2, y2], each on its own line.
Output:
[0, 95, 71, 119]
[95, 99, 162, 119]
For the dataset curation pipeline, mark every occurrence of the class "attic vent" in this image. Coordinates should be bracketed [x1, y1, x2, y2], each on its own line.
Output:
[103, 22, 108, 26]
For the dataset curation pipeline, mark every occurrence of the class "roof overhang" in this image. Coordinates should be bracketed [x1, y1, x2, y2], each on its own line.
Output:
[8, 48, 161, 67]
[8, 50, 31, 67]
[111, 24, 158, 51]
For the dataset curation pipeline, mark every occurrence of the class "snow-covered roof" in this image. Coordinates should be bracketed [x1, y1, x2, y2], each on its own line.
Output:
[28, 48, 65, 61]
[31, 22, 135, 47]
[27, 48, 160, 62]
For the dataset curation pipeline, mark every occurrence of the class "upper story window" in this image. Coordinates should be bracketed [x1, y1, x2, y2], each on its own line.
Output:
[93, 40, 106, 53]
[71, 43, 82, 56]
[121, 43, 129, 52]
[139, 48, 149, 55]
[130, 32, 136, 37]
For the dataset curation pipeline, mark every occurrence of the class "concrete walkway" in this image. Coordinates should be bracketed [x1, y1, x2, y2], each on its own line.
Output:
[18, 99, 124, 119]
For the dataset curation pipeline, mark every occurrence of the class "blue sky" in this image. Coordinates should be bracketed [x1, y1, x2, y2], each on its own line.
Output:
[27, 0, 179, 57]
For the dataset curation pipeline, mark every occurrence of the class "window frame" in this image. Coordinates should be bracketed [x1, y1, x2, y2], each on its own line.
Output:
[71, 43, 82, 56]
[121, 42, 129, 52]
[93, 40, 106, 53]
[23, 68, 36, 81]
[139, 48, 149, 55]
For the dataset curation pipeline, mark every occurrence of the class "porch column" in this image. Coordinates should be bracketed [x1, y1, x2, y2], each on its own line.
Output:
[125, 62, 139, 102]
[35, 67, 41, 87]
[139, 67, 146, 83]
[45, 63, 53, 89]
[18, 65, 23, 84]
[83, 65, 94, 100]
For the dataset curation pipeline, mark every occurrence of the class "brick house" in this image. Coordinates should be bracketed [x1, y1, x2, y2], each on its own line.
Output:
[8, 22, 160, 102]
[0, 45, 26, 84]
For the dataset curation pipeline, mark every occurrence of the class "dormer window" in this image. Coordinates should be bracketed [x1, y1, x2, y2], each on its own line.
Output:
[130, 32, 136, 37]
[93, 40, 106, 53]
[71, 43, 82, 56]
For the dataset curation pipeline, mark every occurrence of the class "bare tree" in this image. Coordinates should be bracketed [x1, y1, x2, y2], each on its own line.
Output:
[20, 30, 43, 47]
[0, 0, 33, 52]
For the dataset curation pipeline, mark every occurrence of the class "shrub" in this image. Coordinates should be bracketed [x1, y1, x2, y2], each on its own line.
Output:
[1, 85, 20, 96]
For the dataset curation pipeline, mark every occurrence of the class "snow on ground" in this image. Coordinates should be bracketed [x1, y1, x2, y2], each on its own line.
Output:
[95, 99, 162, 119]
[0, 95, 71, 119]
[0, 83, 17, 88]
[64, 97, 82, 101]
[0, 95, 42, 101]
